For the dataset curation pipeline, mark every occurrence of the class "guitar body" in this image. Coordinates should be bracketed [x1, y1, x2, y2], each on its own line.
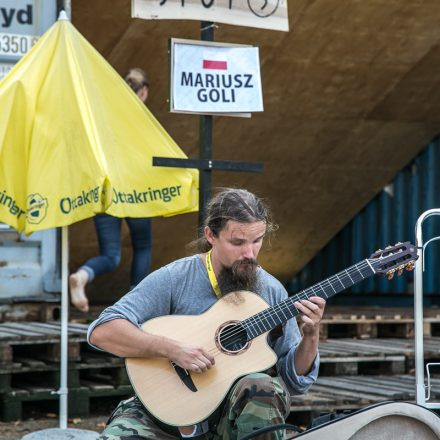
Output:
[126, 291, 277, 427]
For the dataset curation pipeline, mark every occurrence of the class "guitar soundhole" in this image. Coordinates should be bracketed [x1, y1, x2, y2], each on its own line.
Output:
[216, 320, 250, 356]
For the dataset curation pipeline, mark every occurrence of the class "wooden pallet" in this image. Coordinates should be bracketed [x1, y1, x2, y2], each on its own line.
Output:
[0, 322, 130, 404]
[0, 383, 133, 421]
[0, 322, 87, 345]
[322, 306, 440, 319]
[0, 316, 437, 422]
[0, 356, 133, 421]
[289, 375, 440, 425]
[0, 302, 61, 323]
[320, 306, 440, 339]
[0, 320, 127, 423]
[319, 337, 440, 375]
[0, 322, 87, 368]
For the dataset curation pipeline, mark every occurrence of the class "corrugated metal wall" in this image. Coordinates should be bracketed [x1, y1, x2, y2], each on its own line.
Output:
[288, 137, 440, 297]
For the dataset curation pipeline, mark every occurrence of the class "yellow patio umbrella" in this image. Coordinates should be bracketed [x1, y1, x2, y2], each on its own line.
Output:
[0, 11, 198, 430]
[0, 18, 197, 233]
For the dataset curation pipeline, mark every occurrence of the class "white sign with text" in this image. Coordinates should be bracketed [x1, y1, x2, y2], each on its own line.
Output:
[171, 39, 263, 115]
[0, 0, 56, 62]
[132, 0, 289, 32]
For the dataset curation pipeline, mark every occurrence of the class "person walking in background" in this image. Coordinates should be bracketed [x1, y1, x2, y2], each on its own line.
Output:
[69, 68, 152, 313]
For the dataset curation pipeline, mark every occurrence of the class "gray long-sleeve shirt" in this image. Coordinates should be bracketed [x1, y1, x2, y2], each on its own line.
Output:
[87, 254, 319, 396]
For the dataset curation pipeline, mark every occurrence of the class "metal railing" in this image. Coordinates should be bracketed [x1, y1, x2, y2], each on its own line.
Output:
[414, 209, 440, 409]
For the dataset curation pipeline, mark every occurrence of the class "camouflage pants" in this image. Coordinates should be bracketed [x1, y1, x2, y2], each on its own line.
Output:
[99, 373, 290, 440]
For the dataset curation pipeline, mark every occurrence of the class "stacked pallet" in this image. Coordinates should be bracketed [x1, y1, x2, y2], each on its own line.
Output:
[0, 306, 439, 422]
[289, 306, 440, 425]
[0, 322, 131, 421]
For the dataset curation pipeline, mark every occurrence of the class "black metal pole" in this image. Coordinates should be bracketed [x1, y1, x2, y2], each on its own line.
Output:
[198, 21, 214, 231]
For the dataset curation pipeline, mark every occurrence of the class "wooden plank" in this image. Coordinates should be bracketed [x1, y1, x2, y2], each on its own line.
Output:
[81, 380, 114, 392]
[309, 381, 381, 398]
[322, 318, 415, 324]
[20, 323, 63, 335]
[292, 392, 339, 405]
[309, 384, 386, 401]
[25, 386, 55, 394]
[322, 338, 414, 354]
[0, 331, 21, 341]
[348, 376, 415, 393]
[290, 373, 440, 413]
[2, 322, 56, 334]
[320, 355, 404, 363]
[318, 347, 360, 356]
[334, 376, 414, 394]
[323, 306, 440, 320]
[33, 322, 88, 336]
[14, 357, 47, 368]
[315, 377, 407, 399]
[0, 324, 49, 337]
[0, 327, 33, 337]
[81, 352, 122, 365]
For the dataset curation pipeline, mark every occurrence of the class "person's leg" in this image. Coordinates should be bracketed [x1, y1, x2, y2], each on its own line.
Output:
[68, 268, 90, 312]
[213, 373, 290, 440]
[126, 217, 152, 288]
[99, 396, 178, 440]
[69, 214, 122, 312]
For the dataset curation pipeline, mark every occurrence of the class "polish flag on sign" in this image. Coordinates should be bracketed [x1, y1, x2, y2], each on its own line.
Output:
[172, 41, 263, 113]
[203, 59, 228, 70]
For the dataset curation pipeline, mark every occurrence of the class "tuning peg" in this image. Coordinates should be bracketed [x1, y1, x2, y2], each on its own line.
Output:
[385, 245, 393, 249]
[405, 262, 415, 271]
[397, 269, 403, 276]
[395, 242, 402, 245]
[387, 269, 396, 280]
[376, 248, 383, 253]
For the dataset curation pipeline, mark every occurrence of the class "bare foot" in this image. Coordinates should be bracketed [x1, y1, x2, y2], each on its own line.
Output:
[69, 269, 89, 312]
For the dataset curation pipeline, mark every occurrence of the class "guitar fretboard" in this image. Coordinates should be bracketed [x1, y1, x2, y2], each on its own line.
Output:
[242, 259, 375, 340]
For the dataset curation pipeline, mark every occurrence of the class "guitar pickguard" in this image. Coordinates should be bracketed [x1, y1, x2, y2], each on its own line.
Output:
[171, 362, 197, 392]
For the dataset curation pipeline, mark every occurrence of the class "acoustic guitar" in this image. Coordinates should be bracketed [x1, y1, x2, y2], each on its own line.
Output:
[126, 242, 417, 427]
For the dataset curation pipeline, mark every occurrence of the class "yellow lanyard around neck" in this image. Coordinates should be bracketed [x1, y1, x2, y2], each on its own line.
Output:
[206, 249, 222, 299]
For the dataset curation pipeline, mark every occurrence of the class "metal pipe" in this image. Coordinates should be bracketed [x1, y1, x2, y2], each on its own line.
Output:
[53, 7, 71, 428]
[60, 226, 69, 428]
[414, 208, 440, 408]
[65, 0, 72, 20]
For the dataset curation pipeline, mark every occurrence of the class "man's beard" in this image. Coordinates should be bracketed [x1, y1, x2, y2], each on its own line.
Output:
[217, 258, 259, 295]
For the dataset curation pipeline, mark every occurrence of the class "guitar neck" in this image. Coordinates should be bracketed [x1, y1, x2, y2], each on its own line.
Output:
[242, 258, 375, 340]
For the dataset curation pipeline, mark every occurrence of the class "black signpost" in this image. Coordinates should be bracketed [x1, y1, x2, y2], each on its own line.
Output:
[153, 21, 264, 229]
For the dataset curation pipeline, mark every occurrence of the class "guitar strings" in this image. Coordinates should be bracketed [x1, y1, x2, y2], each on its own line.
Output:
[205, 259, 373, 355]
[208, 259, 371, 351]
[205, 259, 375, 353]
[207, 254, 411, 355]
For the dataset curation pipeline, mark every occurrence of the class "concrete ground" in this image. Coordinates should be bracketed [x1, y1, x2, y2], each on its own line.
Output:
[0, 416, 107, 440]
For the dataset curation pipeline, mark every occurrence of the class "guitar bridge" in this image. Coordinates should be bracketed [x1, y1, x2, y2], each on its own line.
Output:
[171, 362, 198, 392]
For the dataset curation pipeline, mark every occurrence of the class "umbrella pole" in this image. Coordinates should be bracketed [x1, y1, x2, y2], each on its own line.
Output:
[60, 225, 69, 428]
[57, 7, 71, 429]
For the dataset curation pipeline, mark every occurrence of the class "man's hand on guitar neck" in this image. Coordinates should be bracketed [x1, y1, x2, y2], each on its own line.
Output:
[294, 296, 326, 336]
[293, 296, 326, 376]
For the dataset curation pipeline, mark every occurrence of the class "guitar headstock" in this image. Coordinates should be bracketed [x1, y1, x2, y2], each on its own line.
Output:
[368, 242, 418, 279]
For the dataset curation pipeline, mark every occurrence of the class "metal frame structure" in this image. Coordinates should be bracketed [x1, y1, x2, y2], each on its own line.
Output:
[414, 208, 440, 409]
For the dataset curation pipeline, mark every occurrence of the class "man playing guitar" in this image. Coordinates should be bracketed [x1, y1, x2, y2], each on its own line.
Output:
[88, 188, 326, 439]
